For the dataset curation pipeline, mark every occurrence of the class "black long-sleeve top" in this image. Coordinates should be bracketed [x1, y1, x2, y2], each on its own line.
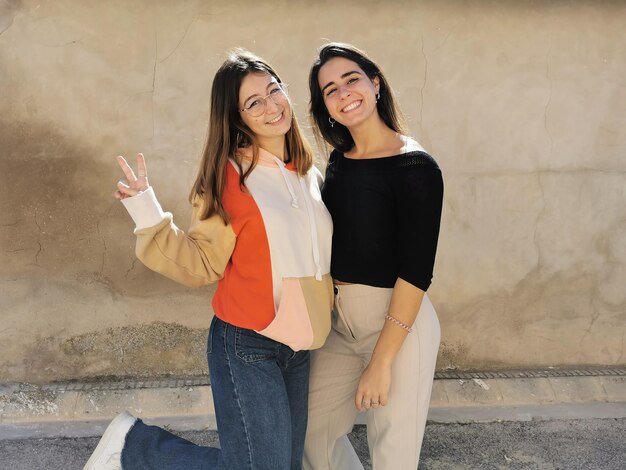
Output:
[321, 149, 443, 291]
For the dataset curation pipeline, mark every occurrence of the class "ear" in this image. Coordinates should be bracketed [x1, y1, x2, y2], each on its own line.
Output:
[372, 75, 380, 93]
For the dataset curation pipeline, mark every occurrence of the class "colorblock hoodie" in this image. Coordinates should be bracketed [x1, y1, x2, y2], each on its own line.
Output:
[121, 147, 334, 351]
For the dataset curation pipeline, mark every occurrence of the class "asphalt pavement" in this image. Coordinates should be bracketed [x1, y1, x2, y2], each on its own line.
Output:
[0, 418, 624, 469]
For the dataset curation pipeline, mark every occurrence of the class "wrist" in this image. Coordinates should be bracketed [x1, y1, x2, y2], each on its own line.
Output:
[369, 351, 394, 367]
[120, 186, 166, 230]
[384, 313, 413, 332]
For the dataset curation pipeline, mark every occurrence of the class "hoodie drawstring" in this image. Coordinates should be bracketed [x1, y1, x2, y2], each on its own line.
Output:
[272, 157, 299, 208]
[298, 177, 323, 281]
[272, 156, 323, 281]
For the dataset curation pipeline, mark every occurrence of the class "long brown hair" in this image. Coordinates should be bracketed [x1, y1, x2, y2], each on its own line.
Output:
[308, 42, 407, 153]
[190, 49, 313, 221]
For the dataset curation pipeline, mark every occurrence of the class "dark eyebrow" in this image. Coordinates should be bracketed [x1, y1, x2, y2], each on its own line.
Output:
[242, 80, 279, 105]
[321, 71, 362, 93]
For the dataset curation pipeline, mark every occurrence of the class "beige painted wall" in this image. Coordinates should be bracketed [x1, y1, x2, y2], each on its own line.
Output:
[1, 0, 624, 383]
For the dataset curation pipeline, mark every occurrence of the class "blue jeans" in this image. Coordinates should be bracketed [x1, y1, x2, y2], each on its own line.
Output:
[121, 316, 310, 470]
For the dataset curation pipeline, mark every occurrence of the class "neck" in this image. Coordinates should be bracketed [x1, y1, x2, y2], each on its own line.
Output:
[347, 114, 398, 159]
[256, 135, 287, 161]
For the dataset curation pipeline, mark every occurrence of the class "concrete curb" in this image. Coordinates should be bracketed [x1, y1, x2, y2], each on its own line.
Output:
[1, 374, 625, 439]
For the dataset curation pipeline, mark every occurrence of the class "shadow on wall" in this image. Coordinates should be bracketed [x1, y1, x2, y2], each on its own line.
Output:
[0, 119, 211, 384]
[0, 119, 136, 282]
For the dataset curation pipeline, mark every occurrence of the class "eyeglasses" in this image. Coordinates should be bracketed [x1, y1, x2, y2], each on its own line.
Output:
[240, 83, 289, 117]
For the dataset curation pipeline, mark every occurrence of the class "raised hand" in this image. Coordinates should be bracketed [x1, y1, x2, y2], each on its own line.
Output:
[115, 153, 149, 200]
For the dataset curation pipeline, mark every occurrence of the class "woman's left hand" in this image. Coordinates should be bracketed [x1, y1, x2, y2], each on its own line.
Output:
[355, 359, 391, 411]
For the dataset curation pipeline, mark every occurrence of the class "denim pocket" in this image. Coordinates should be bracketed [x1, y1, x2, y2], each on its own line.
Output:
[234, 327, 280, 363]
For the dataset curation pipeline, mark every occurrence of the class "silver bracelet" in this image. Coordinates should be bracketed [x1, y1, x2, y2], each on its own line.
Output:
[384, 313, 413, 333]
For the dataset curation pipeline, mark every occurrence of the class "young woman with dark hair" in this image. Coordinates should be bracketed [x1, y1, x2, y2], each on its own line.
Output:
[304, 43, 444, 469]
[84, 49, 333, 470]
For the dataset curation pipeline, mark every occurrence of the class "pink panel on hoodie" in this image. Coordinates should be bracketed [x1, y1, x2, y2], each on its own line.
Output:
[257, 278, 314, 351]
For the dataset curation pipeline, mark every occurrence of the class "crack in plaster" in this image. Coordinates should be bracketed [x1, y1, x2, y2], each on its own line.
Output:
[432, 30, 452, 53]
[2, 219, 22, 227]
[32, 213, 43, 267]
[116, 90, 153, 123]
[151, 30, 158, 142]
[0, 18, 14, 37]
[115, 10, 160, 133]
[5, 247, 26, 253]
[543, 38, 553, 159]
[32, 214, 43, 232]
[532, 173, 546, 270]
[42, 37, 84, 48]
[0, 0, 21, 36]
[579, 308, 601, 348]
[95, 203, 116, 273]
[34, 241, 42, 267]
[159, 16, 198, 64]
[593, 232, 624, 313]
[125, 257, 139, 279]
[419, 35, 428, 129]
[95, 220, 106, 273]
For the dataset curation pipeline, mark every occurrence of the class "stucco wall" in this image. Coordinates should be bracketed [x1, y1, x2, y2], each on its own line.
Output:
[1, 0, 624, 383]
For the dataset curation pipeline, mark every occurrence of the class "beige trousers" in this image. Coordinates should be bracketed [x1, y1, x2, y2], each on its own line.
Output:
[303, 284, 440, 470]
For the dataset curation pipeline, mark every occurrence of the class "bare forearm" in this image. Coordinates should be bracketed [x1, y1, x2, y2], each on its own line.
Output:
[370, 277, 425, 366]
[354, 278, 426, 410]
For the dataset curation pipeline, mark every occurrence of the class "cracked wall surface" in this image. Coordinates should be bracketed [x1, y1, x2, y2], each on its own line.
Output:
[1, 0, 625, 383]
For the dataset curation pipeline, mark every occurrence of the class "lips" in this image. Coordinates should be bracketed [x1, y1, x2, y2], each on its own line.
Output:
[266, 112, 284, 124]
[341, 100, 362, 113]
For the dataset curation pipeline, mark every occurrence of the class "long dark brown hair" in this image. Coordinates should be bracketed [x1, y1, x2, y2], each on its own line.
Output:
[190, 49, 313, 221]
[309, 42, 407, 153]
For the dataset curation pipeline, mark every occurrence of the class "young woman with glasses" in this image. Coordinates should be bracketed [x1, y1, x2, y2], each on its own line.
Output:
[303, 43, 444, 469]
[84, 49, 333, 470]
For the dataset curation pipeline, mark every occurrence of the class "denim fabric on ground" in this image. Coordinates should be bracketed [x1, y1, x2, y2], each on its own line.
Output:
[121, 316, 310, 470]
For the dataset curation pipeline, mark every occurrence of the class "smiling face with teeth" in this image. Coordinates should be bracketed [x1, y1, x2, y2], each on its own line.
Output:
[239, 72, 293, 149]
[318, 57, 380, 130]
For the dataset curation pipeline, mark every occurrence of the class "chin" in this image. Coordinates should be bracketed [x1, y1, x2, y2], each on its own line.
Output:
[339, 116, 365, 129]
[276, 121, 293, 135]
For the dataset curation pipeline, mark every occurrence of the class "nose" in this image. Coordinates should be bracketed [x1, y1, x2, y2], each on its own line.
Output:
[265, 95, 281, 113]
[338, 85, 351, 99]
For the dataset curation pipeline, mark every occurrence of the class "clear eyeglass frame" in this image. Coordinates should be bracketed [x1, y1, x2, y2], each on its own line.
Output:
[240, 83, 289, 117]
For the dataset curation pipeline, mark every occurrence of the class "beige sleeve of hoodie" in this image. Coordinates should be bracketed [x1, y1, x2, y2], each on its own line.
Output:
[121, 186, 236, 288]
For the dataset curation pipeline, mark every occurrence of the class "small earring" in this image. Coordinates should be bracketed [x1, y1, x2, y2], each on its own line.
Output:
[328, 117, 336, 128]
[376, 92, 380, 102]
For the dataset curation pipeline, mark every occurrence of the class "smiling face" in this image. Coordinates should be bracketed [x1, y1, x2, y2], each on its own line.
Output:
[238, 72, 292, 144]
[318, 57, 380, 129]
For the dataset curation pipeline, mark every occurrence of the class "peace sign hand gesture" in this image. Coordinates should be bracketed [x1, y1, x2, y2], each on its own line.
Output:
[115, 153, 150, 200]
